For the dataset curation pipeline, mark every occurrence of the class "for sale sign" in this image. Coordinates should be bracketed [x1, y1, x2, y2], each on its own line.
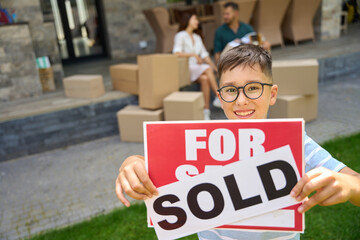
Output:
[144, 119, 304, 239]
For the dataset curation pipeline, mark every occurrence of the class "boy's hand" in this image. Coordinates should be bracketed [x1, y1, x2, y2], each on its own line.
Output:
[291, 167, 360, 213]
[115, 155, 158, 207]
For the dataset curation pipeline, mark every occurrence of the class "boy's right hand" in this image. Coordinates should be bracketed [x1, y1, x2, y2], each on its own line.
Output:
[115, 155, 158, 207]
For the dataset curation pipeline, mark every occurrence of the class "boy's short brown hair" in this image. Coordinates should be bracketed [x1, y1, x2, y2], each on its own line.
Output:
[218, 44, 272, 83]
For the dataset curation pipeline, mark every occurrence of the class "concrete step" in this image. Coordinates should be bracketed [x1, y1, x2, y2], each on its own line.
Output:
[0, 92, 138, 161]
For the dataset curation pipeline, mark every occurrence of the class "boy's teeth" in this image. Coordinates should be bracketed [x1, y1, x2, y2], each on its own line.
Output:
[236, 110, 253, 116]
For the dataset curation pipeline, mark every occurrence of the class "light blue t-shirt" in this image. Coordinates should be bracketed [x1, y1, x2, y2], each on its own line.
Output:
[198, 133, 346, 240]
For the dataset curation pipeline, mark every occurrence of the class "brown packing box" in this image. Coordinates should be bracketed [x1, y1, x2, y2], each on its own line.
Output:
[117, 105, 164, 142]
[63, 75, 105, 99]
[177, 57, 191, 88]
[164, 92, 204, 120]
[272, 59, 318, 95]
[110, 64, 138, 95]
[38, 67, 55, 92]
[138, 54, 179, 109]
[268, 94, 318, 122]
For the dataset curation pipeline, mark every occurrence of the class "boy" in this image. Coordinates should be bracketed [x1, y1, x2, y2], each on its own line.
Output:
[115, 45, 360, 239]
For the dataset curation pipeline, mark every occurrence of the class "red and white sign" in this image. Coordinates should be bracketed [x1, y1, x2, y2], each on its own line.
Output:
[144, 119, 304, 239]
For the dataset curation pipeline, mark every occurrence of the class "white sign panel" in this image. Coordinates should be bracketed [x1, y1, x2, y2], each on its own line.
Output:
[145, 145, 300, 240]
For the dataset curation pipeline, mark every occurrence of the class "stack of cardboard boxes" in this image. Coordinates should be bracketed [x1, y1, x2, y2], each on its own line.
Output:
[268, 59, 319, 122]
[114, 54, 204, 142]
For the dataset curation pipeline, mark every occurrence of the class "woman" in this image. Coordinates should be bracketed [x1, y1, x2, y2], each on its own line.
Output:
[173, 13, 221, 120]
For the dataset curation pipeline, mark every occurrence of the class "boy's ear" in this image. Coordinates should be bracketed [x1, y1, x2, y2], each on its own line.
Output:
[269, 84, 278, 106]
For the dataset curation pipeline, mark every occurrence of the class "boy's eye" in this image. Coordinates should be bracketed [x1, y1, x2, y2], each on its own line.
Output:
[224, 87, 237, 93]
[246, 84, 261, 92]
[248, 86, 259, 91]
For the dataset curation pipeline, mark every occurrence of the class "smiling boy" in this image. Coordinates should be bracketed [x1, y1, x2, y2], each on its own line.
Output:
[115, 44, 360, 240]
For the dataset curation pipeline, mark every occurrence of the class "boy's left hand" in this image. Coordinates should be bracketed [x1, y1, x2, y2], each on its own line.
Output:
[291, 167, 360, 213]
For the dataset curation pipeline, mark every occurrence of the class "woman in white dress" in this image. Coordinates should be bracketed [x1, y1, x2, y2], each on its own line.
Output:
[172, 13, 221, 120]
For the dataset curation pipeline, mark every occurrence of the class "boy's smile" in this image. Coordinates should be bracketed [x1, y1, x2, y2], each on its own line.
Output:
[217, 64, 278, 120]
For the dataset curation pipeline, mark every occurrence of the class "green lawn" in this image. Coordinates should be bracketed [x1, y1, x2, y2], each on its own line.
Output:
[29, 133, 360, 240]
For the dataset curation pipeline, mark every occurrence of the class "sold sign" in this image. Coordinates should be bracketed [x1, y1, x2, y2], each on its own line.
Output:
[144, 119, 304, 239]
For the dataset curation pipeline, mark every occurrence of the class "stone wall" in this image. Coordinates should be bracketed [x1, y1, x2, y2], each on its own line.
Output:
[0, 24, 42, 102]
[0, 95, 138, 161]
[318, 51, 360, 82]
[0, 0, 64, 99]
[103, 0, 168, 59]
[314, 0, 342, 40]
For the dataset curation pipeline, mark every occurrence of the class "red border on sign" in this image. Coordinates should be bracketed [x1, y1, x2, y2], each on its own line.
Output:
[144, 119, 304, 232]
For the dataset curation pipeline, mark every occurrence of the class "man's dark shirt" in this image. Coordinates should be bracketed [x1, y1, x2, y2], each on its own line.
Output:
[214, 22, 254, 53]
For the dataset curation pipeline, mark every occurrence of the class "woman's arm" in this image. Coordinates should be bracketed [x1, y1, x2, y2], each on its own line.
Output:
[174, 52, 203, 64]
[203, 56, 217, 72]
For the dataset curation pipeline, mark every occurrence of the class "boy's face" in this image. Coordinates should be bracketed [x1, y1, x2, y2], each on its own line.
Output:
[217, 64, 278, 120]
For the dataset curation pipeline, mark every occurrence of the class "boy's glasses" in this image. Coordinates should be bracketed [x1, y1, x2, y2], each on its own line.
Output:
[217, 82, 273, 102]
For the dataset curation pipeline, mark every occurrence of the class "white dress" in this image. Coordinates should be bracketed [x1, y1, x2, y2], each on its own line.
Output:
[173, 31, 210, 82]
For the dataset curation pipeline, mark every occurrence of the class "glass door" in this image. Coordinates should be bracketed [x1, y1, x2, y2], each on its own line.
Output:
[45, 0, 106, 61]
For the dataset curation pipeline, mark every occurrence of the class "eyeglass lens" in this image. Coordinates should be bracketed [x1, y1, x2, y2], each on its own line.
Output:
[220, 82, 264, 102]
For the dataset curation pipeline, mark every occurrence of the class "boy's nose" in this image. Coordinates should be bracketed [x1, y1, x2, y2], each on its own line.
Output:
[235, 91, 249, 106]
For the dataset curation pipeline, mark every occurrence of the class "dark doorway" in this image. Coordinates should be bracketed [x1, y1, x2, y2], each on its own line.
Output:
[41, 0, 107, 63]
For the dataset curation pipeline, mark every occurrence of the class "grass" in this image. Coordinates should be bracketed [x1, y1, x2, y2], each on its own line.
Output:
[28, 203, 196, 240]
[29, 133, 360, 240]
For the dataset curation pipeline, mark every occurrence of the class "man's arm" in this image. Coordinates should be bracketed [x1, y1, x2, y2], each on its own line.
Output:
[214, 28, 223, 65]
[214, 52, 221, 65]
[261, 40, 271, 52]
[291, 166, 360, 213]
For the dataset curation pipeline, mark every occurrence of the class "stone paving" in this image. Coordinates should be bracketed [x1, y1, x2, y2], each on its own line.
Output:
[1, 73, 360, 240]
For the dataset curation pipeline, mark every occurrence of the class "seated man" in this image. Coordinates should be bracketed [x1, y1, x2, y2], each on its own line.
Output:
[214, 1, 271, 64]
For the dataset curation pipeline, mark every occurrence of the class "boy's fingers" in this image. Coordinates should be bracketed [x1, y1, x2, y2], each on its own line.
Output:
[298, 185, 336, 213]
[291, 168, 324, 200]
[318, 191, 345, 206]
[115, 177, 130, 207]
[134, 164, 158, 196]
[120, 174, 149, 201]
[123, 170, 153, 198]
[296, 176, 324, 201]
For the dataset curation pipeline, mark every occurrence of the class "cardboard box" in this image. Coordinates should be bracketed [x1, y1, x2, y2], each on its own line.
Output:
[164, 91, 204, 120]
[63, 75, 105, 99]
[117, 105, 164, 142]
[138, 54, 179, 109]
[268, 94, 318, 122]
[38, 67, 55, 92]
[110, 64, 138, 95]
[178, 57, 191, 88]
[272, 59, 318, 95]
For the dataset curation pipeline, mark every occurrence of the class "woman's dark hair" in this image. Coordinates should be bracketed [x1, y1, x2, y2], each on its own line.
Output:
[178, 12, 193, 32]
[177, 12, 203, 38]
[218, 44, 272, 81]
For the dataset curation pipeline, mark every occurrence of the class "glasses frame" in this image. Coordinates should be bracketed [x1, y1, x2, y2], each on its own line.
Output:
[217, 82, 273, 102]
